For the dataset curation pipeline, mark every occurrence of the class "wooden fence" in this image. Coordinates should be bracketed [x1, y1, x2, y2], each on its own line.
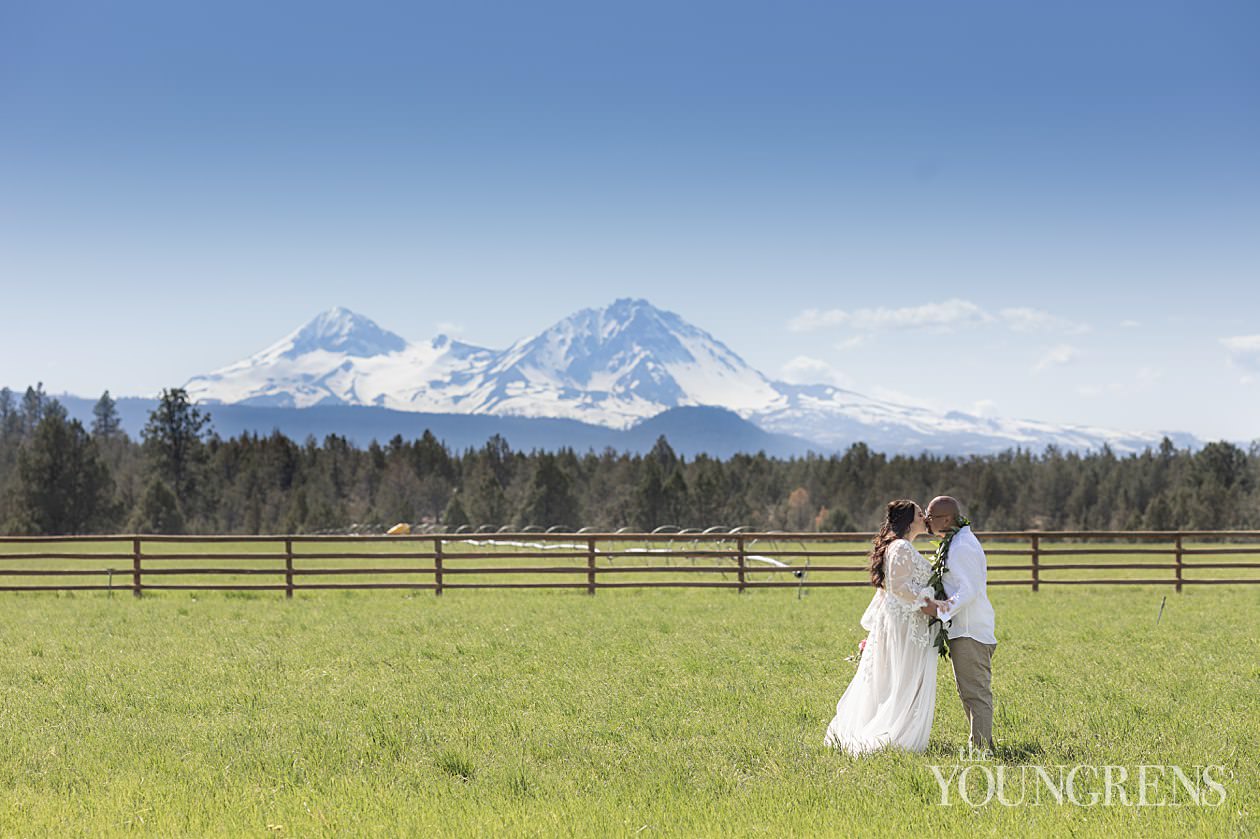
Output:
[1, 531, 1259, 596]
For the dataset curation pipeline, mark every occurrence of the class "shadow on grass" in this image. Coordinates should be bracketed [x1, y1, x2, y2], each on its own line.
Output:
[435, 748, 477, 782]
[994, 739, 1045, 763]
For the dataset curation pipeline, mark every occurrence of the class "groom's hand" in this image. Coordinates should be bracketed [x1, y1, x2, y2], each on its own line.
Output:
[919, 603, 937, 617]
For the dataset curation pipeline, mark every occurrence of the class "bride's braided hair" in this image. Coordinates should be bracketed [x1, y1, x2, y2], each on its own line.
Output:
[868, 499, 918, 589]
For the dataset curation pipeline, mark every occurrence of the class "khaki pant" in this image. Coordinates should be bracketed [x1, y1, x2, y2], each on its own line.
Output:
[949, 637, 997, 751]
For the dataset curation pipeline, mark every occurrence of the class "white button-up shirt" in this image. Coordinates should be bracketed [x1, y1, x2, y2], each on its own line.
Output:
[937, 526, 997, 645]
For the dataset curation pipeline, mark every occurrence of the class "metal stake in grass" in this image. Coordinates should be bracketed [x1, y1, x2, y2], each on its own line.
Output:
[1156, 595, 1167, 625]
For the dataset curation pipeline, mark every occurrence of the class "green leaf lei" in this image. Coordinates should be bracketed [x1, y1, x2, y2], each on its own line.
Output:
[927, 515, 971, 659]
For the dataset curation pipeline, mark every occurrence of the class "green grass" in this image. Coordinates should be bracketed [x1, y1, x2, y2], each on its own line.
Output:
[0, 581, 1257, 835]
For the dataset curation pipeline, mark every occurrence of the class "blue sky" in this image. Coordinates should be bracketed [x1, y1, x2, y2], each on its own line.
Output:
[2, 1, 1257, 441]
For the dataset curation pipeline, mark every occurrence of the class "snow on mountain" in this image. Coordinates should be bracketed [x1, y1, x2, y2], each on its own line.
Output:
[750, 384, 1193, 454]
[283, 306, 407, 358]
[447, 298, 786, 426]
[184, 299, 1193, 454]
[188, 299, 783, 426]
[185, 309, 494, 409]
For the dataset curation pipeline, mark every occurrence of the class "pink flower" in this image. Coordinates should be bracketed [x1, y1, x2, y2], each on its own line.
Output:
[858, 639, 867, 652]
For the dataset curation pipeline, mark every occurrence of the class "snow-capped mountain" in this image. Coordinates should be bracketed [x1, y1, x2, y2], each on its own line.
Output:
[748, 383, 1193, 454]
[186, 306, 495, 410]
[187, 299, 784, 426]
[185, 300, 1194, 454]
[283, 306, 407, 358]
[451, 299, 784, 426]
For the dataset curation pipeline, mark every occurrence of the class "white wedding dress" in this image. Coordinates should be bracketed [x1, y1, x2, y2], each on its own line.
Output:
[823, 538, 939, 755]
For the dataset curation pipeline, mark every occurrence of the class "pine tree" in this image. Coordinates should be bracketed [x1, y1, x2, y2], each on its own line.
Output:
[414, 429, 456, 481]
[633, 459, 666, 530]
[375, 459, 423, 525]
[0, 388, 16, 439]
[648, 435, 678, 471]
[464, 466, 509, 527]
[129, 478, 185, 534]
[516, 453, 579, 529]
[19, 383, 49, 437]
[0, 388, 20, 483]
[141, 388, 212, 511]
[661, 469, 690, 526]
[92, 390, 123, 439]
[8, 412, 116, 534]
[283, 487, 310, 533]
[481, 434, 514, 486]
[689, 458, 727, 527]
[442, 493, 470, 529]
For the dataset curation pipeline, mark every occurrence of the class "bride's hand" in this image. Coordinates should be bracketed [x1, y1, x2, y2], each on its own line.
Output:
[920, 599, 947, 617]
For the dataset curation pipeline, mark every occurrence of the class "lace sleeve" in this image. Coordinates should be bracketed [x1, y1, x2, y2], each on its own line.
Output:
[883, 540, 935, 648]
[885, 540, 934, 609]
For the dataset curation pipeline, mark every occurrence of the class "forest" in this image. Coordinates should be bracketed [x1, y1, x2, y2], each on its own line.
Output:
[2, 384, 1256, 535]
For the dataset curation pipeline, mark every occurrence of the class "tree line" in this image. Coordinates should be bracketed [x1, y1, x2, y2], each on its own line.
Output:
[1, 384, 1257, 535]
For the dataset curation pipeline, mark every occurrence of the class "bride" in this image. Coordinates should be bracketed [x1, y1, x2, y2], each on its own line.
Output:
[824, 499, 944, 755]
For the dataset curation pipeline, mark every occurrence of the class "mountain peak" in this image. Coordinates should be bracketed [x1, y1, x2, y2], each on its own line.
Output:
[598, 298, 676, 327]
[513, 299, 702, 370]
[180, 300, 1195, 454]
[482, 298, 780, 420]
[283, 307, 407, 359]
[605, 297, 655, 315]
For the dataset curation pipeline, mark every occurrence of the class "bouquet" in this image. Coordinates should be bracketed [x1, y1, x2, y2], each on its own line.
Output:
[846, 637, 867, 664]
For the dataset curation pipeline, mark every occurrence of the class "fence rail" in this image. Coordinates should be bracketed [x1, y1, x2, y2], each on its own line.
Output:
[0, 531, 1258, 596]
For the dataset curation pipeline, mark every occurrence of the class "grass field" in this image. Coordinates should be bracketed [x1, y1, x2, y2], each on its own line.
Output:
[0, 567, 1256, 837]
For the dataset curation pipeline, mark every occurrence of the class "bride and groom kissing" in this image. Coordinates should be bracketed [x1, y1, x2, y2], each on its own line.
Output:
[824, 496, 998, 756]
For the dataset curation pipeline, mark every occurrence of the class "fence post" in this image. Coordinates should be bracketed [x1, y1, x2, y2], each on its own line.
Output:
[284, 538, 294, 599]
[434, 537, 444, 597]
[737, 537, 746, 594]
[587, 538, 597, 595]
[131, 537, 142, 598]
[1174, 534, 1183, 593]
[1030, 534, 1040, 592]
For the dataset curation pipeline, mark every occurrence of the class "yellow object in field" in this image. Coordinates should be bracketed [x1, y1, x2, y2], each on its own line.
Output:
[387, 523, 412, 535]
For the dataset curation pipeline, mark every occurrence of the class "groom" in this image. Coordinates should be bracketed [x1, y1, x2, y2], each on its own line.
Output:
[925, 496, 997, 753]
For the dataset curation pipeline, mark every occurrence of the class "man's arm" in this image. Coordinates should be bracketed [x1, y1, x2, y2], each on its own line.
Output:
[940, 537, 985, 618]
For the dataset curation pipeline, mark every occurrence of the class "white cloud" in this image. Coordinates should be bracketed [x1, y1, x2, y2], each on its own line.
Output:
[970, 399, 999, 418]
[998, 307, 1091, 334]
[1076, 367, 1162, 398]
[1034, 344, 1081, 372]
[790, 299, 1088, 336]
[780, 356, 853, 388]
[789, 298, 991, 333]
[1120, 319, 1140, 328]
[788, 309, 848, 332]
[1223, 335, 1260, 374]
[834, 336, 865, 351]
